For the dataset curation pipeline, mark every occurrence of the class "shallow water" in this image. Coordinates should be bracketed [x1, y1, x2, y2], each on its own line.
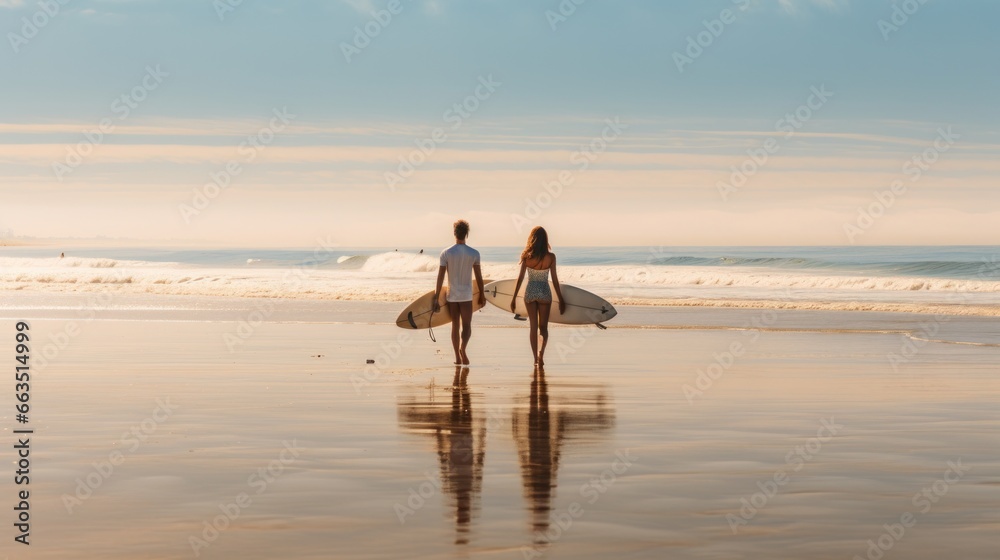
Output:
[5, 316, 1000, 559]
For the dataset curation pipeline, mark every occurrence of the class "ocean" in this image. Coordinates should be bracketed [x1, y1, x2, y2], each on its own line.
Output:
[2, 246, 1000, 312]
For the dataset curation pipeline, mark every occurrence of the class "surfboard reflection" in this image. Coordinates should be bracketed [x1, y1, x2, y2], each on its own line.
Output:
[396, 367, 485, 545]
[512, 367, 616, 545]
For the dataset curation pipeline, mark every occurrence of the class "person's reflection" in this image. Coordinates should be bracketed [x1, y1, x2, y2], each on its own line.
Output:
[514, 366, 557, 538]
[512, 366, 615, 545]
[397, 366, 485, 545]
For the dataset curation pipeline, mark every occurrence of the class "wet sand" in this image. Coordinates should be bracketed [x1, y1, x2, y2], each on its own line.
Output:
[3, 306, 999, 559]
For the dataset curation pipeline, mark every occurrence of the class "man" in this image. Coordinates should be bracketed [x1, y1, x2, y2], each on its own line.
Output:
[433, 220, 486, 365]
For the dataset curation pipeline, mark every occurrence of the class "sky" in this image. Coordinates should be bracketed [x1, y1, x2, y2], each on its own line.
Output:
[0, 0, 997, 247]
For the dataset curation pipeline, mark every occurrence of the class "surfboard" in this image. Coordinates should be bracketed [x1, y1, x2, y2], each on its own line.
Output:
[395, 283, 489, 330]
[483, 279, 617, 326]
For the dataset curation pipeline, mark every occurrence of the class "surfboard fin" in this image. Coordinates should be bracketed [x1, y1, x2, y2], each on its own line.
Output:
[595, 322, 607, 330]
[406, 312, 418, 329]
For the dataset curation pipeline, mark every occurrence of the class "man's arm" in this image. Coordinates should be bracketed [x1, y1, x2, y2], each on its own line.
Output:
[473, 264, 485, 306]
[433, 266, 446, 311]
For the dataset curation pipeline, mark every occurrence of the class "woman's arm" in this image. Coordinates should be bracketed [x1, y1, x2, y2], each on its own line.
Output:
[550, 254, 566, 315]
[511, 260, 527, 312]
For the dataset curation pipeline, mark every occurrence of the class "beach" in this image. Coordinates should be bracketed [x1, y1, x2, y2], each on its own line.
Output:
[5, 0, 998, 556]
[2, 289, 999, 559]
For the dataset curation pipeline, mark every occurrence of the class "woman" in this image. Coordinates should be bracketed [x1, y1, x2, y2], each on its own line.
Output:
[511, 227, 565, 366]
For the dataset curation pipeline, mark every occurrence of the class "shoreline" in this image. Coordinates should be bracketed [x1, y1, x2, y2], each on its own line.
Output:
[611, 297, 1000, 317]
[4, 292, 999, 348]
[3, 285, 999, 318]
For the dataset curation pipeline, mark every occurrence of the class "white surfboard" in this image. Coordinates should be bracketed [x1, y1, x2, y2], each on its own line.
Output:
[396, 283, 489, 330]
[483, 280, 617, 326]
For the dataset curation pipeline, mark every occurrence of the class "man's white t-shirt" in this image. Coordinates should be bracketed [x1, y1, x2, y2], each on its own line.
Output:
[440, 243, 481, 302]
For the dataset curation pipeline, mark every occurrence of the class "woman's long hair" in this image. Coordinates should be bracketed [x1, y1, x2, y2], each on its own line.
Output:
[520, 226, 550, 263]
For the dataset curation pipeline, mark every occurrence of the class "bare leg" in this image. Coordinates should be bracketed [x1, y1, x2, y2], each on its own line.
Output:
[526, 301, 539, 364]
[537, 301, 551, 366]
[448, 302, 462, 365]
[458, 301, 473, 365]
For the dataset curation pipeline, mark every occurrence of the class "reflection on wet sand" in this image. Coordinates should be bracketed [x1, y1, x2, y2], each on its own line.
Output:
[397, 366, 485, 545]
[397, 366, 616, 547]
[512, 367, 616, 545]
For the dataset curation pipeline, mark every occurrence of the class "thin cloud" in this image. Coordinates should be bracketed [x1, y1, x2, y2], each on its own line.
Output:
[778, 0, 850, 14]
[339, 0, 375, 14]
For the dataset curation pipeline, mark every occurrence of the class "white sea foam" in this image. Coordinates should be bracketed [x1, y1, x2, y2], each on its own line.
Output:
[2, 254, 999, 315]
[2, 257, 162, 269]
[359, 252, 439, 273]
[554, 266, 1000, 293]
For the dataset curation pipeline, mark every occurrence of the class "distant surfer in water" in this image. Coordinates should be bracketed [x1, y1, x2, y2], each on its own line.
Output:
[433, 220, 486, 365]
[511, 227, 565, 366]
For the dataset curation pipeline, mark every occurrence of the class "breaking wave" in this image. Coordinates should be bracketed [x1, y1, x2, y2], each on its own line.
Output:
[2, 253, 999, 315]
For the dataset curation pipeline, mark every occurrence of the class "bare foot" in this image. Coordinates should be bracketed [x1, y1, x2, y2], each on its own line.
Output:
[460, 348, 470, 365]
[537, 356, 545, 367]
